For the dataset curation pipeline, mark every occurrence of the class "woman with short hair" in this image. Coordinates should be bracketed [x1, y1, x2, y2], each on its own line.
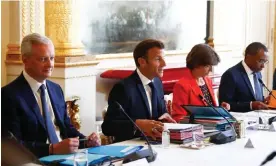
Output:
[172, 44, 229, 122]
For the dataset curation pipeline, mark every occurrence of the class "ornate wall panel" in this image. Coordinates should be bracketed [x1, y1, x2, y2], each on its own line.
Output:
[45, 0, 84, 56]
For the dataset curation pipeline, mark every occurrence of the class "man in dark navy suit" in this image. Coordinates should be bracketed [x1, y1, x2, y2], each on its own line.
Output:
[219, 42, 269, 112]
[1, 33, 100, 157]
[102, 39, 176, 142]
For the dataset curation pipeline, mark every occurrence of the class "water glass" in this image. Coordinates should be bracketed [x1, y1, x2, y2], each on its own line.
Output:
[192, 130, 204, 147]
[74, 149, 88, 166]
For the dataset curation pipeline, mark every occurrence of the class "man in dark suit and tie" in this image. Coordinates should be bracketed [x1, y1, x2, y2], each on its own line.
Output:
[219, 42, 269, 112]
[102, 39, 176, 142]
[1, 33, 100, 157]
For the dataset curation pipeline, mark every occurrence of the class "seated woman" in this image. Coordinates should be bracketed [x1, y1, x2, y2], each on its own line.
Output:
[172, 44, 229, 122]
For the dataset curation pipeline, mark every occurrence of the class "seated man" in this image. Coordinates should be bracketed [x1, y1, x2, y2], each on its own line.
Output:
[219, 42, 269, 112]
[1, 33, 100, 157]
[102, 39, 175, 142]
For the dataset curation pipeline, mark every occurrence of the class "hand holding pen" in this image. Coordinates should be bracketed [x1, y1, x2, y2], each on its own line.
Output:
[82, 132, 101, 148]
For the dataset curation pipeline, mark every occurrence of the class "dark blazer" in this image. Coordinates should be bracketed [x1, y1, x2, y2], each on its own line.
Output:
[172, 67, 217, 122]
[219, 61, 264, 112]
[101, 71, 167, 142]
[1, 74, 85, 157]
[273, 68, 276, 90]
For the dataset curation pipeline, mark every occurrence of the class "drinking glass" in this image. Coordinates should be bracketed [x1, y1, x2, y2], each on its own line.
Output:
[74, 149, 88, 166]
[192, 130, 204, 147]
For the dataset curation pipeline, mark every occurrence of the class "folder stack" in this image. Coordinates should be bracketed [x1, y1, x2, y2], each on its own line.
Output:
[157, 123, 203, 144]
[180, 116, 235, 131]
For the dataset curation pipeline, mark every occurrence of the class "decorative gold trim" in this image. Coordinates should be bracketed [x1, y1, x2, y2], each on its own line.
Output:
[206, 37, 214, 48]
[30, 0, 35, 33]
[5, 60, 99, 68]
[94, 46, 233, 60]
[7, 73, 97, 79]
[54, 61, 99, 68]
[21, 0, 27, 39]
[5, 61, 23, 65]
[66, 96, 81, 131]
[45, 0, 84, 57]
[7, 44, 20, 54]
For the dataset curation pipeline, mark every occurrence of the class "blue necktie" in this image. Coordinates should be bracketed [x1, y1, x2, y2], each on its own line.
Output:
[39, 84, 59, 144]
[148, 82, 158, 119]
[253, 73, 263, 101]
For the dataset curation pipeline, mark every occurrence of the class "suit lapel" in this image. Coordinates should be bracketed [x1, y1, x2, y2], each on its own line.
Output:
[151, 79, 159, 118]
[132, 71, 151, 118]
[239, 63, 256, 100]
[18, 74, 46, 130]
[137, 83, 151, 118]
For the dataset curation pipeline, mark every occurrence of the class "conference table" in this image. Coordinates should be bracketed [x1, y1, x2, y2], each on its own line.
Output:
[115, 111, 276, 166]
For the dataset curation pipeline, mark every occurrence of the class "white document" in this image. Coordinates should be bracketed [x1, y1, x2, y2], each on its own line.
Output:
[164, 123, 201, 130]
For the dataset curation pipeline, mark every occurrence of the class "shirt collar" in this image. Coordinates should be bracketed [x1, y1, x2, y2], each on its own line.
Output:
[136, 68, 153, 86]
[23, 70, 46, 93]
[242, 60, 254, 75]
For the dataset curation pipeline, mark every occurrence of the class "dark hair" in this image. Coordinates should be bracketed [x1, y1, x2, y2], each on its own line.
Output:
[245, 42, 268, 56]
[186, 44, 220, 69]
[133, 39, 165, 67]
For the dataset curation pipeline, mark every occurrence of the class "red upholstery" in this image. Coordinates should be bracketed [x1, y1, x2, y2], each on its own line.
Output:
[100, 68, 221, 93]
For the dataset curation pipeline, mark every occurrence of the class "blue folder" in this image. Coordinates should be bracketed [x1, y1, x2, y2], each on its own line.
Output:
[87, 145, 144, 158]
[39, 153, 109, 166]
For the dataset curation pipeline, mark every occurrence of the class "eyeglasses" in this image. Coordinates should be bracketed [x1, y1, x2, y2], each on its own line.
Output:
[257, 59, 269, 64]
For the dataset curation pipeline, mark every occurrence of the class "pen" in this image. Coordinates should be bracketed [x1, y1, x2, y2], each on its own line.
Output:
[79, 138, 88, 142]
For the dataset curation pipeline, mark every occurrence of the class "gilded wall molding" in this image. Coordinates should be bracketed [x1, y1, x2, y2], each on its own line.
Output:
[30, 0, 35, 33]
[45, 0, 84, 56]
[7, 73, 97, 80]
[6, 54, 99, 68]
[21, 0, 28, 39]
[66, 96, 81, 131]
[20, 0, 44, 39]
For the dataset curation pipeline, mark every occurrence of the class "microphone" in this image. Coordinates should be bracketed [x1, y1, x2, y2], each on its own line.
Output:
[114, 101, 157, 163]
[258, 78, 276, 100]
[258, 78, 276, 125]
[260, 151, 276, 166]
[199, 95, 237, 144]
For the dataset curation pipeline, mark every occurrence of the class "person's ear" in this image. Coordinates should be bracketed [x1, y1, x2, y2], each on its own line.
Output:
[22, 55, 28, 64]
[138, 57, 146, 67]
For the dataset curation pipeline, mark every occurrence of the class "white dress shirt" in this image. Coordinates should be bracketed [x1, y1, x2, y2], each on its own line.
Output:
[23, 71, 62, 142]
[242, 60, 256, 95]
[241, 60, 257, 110]
[136, 69, 154, 117]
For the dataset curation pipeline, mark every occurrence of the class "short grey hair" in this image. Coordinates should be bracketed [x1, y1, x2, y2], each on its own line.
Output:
[21, 33, 54, 57]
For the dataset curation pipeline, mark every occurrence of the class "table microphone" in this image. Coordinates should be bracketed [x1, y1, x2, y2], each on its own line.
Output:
[114, 101, 157, 163]
[260, 151, 276, 166]
[258, 78, 276, 125]
[199, 95, 237, 144]
[258, 78, 276, 100]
